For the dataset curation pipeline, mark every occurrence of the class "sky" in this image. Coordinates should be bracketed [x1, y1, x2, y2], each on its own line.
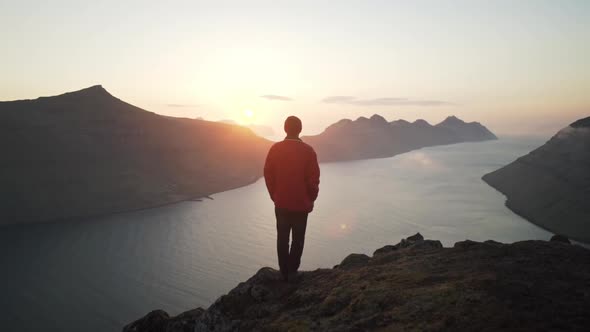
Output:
[1, 0, 589, 136]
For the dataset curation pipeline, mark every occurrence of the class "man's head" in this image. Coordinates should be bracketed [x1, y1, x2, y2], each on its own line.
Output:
[284, 116, 302, 137]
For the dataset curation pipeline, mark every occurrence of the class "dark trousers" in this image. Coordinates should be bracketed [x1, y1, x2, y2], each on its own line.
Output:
[275, 207, 308, 278]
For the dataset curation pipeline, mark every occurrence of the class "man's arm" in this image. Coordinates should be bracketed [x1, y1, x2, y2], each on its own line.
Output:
[263, 146, 276, 201]
[306, 149, 320, 202]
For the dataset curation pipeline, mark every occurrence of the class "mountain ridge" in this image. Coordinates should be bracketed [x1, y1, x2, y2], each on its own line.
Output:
[303, 114, 497, 162]
[0, 86, 272, 225]
[482, 116, 590, 242]
[1, 86, 498, 225]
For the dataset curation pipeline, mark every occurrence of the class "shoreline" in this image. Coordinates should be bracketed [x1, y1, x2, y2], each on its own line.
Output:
[482, 176, 590, 246]
[0, 138, 502, 229]
[0, 181, 259, 229]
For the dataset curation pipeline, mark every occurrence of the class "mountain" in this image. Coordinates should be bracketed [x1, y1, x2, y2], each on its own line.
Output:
[247, 124, 276, 138]
[483, 116, 590, 242]
[125, 233, 590, 331]
[0, 86, 271, 225]
[436, 115, 497, 141]
[0, 88, 496, 225]
[218, 120, 276, 138]
[303, 114, 497, 162]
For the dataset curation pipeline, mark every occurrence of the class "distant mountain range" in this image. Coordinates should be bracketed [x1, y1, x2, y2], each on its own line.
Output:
[483, 116, 590, 242]
[304, 114, 497, 162]
[0, 86, 497, 225]
[0, 86, 271, 225]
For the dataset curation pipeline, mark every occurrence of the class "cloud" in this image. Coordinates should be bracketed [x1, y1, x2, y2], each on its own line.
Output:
[166, 103, 199, 108]
[260, 95, 293, 101]
[322, 96, 455, 107]
[322, 96, 356, 103]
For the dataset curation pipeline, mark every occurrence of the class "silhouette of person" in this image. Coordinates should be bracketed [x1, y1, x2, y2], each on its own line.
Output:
[264, 116, 320, 282]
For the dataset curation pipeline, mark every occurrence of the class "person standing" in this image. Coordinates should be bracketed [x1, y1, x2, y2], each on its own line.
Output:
[263, 116, 320, 282]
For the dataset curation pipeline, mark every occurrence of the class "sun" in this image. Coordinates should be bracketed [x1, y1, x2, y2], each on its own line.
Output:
[238, 108, 259, 125]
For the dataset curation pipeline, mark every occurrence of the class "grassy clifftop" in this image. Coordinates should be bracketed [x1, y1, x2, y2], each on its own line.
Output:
[125, 233, 590, 332]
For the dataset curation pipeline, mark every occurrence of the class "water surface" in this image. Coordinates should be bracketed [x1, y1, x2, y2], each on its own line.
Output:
[0, 137, 555, 331]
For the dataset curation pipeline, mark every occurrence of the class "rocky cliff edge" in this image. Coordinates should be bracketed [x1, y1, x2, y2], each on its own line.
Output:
[124, 233, 590, 332]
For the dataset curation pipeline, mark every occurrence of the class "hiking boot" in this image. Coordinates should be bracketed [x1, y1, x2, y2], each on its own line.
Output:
[280, 270, 289, 282]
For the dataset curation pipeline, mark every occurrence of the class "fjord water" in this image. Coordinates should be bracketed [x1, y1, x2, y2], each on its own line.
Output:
[0, 137, 554, 332]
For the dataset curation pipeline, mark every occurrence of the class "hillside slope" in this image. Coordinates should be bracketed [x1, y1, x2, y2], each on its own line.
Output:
[483, 116, 590, 242]
[0, 86, 272, 225]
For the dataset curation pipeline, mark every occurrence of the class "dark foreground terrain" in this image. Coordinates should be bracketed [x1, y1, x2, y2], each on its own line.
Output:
[126, 234, 590, 331]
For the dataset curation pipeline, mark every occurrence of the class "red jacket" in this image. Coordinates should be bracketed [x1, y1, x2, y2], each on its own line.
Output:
[264, 138, 320, 212]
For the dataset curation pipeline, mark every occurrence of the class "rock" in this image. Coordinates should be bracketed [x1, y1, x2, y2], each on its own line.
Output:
[455, 240, 507, 249]
[249, 284, 269, 302]
[398, 233, 442, 251]
[128, 237, 590, 331]
[123, 310, 170, 332]
[212, 267, 293, 318]
[373, 245, 398, 256]
[454, 240, 482, 249]
[123, 308, 206, 332]
[397, 232, 427, 249]
[374, 233, 439, 255]
[407, 232, 424, 242]
[409, 239, 443, 250]
[337, 253, 370, 269]
[193, 307, 237, 332]
[550, 235, 571, 244]
[319, 286, 354, 316]
[250, 266, 283, 282]
[165, 308, 205, 332]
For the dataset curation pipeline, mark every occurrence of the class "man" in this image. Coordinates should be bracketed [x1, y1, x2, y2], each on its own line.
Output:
[264, 116, 320, 282]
